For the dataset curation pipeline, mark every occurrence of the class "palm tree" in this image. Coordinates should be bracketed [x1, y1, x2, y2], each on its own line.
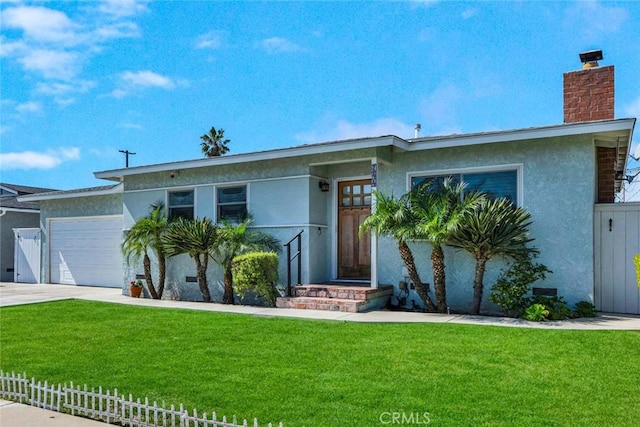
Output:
[200, 126, 230, 157]
[411, 178, 484, 313]
[162, 217, 219, 302]
[360, 190, 437, 312]
[213, 218, 281, 304]
[448, 198, 536, 315]
[121, 202, 168, 299]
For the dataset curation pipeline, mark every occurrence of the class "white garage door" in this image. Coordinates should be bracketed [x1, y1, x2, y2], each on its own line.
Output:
[49, 216, 123, 288]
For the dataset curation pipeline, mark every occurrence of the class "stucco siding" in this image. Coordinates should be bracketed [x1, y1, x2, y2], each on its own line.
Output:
[251, 178, 309, 226]
[123, 190, 165, 228]
[375, 136, 596, 311]
[123, 148, 380, 192]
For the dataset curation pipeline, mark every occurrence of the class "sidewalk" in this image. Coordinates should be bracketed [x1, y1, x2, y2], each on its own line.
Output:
[1, 282, 639, 330]
[0, 400, 107, 427]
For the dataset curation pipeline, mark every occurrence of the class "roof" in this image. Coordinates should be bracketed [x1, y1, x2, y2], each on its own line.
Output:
[94, 118, 636, 184]
[17, 184, 123, 203]
[1, 183, 57, 195]
[0, 183, 58, 212]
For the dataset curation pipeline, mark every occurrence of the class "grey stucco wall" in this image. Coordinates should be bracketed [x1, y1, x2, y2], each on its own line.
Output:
[118, 134, 597, 310]
[0, 211, 39, 282]
[376, 135, 596, 312]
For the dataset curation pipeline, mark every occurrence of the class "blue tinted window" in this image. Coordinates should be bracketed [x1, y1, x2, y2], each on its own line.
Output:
[411, 170, 517, 204]
[464, 170, 517, 203]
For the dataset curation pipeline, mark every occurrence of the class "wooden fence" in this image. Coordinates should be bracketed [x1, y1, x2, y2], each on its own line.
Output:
[0, 371, 282, 427]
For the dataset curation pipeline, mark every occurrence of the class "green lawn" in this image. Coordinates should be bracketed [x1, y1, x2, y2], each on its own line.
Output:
[1, 300, 639, 426]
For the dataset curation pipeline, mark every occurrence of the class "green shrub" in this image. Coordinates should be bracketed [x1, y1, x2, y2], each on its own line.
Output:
[574, 301, 597, 318]
[489, 256, 552, 317]
[523, 303, 549, 322]
[531, 296, 571, 320]
[232, 252, 279, 306]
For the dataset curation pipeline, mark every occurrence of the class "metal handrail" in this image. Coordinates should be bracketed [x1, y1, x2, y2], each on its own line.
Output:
[284, 230, 304, 296]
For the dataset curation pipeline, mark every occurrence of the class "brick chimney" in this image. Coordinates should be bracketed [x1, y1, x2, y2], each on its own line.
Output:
[563, 51, 617, 203]
[563, 66, 614, 123]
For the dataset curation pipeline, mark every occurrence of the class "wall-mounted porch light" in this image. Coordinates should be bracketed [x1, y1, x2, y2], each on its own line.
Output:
[319, 180, 330, 192]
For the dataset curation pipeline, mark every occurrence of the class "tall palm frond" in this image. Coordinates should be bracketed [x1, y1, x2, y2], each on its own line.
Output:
[410, 178, 485, 312]
[448, 198, 537, 314]
[121, 202, 169, 299]
[200, 126, 230, 157]
[360, 190, 437, 311]
[163, 217, 220, 302]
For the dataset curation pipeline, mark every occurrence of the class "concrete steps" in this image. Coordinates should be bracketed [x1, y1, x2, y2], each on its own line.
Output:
[276, 284, 393, 313]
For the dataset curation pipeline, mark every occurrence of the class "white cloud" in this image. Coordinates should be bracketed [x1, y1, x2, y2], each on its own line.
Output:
[461, 8, 478, 19]
[565, 1, 628, 40]
[18, 49, 81, 80]
[0, 147, 80, 170]
[296, 117, 415, 144]
[98, 0, 149, 18]
[409, 0, 439, 7]
[93, 21, 140, 41]
[35, 80, 96, 96]
[16, 101, 42, 113]
[420, 84, 464, 135]
[0, 6, 79, 45]
[258, 37, 304, 54]
[119, 122, 143, 130]
[120, 70, 176, 88]
[111, 70, 177, 98]
[1, 1, 145, 105]
[195, 31, 225, 49]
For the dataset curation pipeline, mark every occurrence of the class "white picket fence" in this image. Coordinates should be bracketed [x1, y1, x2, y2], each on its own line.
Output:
[0, 371, 282, 427]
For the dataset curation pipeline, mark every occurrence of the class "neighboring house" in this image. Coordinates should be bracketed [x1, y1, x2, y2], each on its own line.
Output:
[20, 54, 639, 313]
[0, 183, 56, 282]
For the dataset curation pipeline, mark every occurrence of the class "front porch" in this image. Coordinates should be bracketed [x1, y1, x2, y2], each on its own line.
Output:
[276, 284, 393, 313]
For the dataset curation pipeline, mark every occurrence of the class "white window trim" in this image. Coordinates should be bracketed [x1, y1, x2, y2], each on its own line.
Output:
[406, 163, 524, 207]
[214, 183, 249, 223]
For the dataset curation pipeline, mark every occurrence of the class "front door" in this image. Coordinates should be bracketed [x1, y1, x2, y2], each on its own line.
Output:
[338, 180, 372, 279]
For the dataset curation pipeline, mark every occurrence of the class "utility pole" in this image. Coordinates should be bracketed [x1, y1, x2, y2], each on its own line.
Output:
[118, 149, 136, 168]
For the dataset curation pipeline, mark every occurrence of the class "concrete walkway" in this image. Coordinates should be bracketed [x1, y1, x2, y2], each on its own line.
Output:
[1, 283, 640, 427]
[1, 282, 639, 330]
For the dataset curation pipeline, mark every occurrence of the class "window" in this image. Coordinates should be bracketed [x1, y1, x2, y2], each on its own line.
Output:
[217, 186, 247, 222]
[168, 190, 194, 220]
[411, 169, 518, 204]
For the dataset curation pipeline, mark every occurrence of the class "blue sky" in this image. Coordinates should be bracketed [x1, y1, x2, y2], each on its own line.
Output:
[1, 0, 639, 195]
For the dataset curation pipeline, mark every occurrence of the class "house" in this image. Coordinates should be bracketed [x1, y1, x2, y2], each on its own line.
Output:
[0, 183, 56, 283]
[20, 52, 638, 313]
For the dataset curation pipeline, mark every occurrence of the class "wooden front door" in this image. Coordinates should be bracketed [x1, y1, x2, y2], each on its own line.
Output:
[338, 180, 372, 279]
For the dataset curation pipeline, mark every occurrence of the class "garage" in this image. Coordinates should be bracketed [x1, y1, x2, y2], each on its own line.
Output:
[49, 216, 123, 288]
